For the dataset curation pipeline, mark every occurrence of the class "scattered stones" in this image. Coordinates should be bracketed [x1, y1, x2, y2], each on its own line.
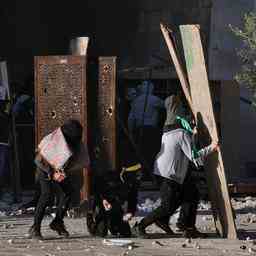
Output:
[96, 253, 107, 256]
[202, 216, 212, 221]
[240, 245, 247, 250]
[56, 246, 61, 250]
[193, 242, 200, 249]
[7, 239, 13, 244]
[186, 238, 192, 244]
[3, 224, 10, 229]
[128, 245, 133, 250]
[16, 209, 23, 215]
[248, 247, 256, 253]
[138, 198, 161, 213]
[152, 240, 164, 246]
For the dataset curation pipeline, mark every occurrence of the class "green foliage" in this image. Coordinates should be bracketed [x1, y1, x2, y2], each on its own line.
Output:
[230, 12, 256, 104]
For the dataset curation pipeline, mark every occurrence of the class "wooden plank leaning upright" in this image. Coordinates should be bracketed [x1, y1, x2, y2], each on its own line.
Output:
[160, 23, 237, 239]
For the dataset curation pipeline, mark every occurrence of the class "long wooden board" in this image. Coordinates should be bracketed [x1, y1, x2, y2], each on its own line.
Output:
[179, 25, 237, 239]
[160, 24, 194, 116]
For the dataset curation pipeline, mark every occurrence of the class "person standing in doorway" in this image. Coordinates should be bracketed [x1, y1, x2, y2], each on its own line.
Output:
[128, 81, 164, 179]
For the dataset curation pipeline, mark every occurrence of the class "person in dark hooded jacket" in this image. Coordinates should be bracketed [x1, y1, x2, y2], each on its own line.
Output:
[86, 163, 142, 238]
[28, 119, 90, 240]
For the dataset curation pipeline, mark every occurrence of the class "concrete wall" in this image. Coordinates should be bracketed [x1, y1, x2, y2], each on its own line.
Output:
[0, 1, 139, 82]
[120, 0, 212, 79]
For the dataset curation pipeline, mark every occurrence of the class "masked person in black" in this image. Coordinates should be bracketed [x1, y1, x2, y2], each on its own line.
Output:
[28, 119, 90, 239]
[87, 163, 142, 238]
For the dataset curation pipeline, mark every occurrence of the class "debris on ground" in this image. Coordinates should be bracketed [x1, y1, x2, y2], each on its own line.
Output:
[240, 245, 247, 250]
[152, 240, 164, 246]
[102, 239, 134, 247]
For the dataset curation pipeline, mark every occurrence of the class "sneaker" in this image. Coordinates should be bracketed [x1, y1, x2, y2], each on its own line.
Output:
[49, 221, 69, 237]
[155, 220, 175, 235]
[182, 227, 207, 238]
[27, 225, 43, 240]
[131, 222, 149, 239]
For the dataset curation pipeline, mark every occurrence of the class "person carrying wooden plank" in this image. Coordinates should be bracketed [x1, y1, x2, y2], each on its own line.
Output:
[132, 116, 219, 238]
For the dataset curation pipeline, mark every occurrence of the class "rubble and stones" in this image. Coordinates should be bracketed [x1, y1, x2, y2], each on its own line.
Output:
[0, 191, 256, 255]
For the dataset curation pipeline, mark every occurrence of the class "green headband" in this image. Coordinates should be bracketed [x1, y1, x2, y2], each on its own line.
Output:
[176, 116, 193, 134]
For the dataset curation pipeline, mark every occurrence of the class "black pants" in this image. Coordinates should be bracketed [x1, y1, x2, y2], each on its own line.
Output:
[140, 175, 199, 229]
[33, 170, 73, 228]
[133, 126, 161, 179]
[177, 176, 199, 228]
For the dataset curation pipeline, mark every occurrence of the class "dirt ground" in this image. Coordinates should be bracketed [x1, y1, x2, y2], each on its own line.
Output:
[0, 205, 256, 256]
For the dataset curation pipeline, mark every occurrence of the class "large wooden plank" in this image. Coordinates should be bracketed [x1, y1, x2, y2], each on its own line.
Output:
[160, 23, 232, 237]
[179, 25, 237, 239]
[160, 24, 194, 115]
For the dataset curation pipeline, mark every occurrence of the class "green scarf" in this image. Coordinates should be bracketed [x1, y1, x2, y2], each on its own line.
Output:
[176, 116, 199, 159]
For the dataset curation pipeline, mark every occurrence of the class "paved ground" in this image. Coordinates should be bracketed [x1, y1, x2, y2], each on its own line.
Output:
[1, 190, 256, 255]
[0, 211, 256, 256]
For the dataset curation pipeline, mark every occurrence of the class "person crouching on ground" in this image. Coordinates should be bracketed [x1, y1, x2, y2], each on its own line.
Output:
[28, 119, 90, 239]
[86, 170, 133, 237]
[132, 116, 219, 238]
[86, 163, 142, 237]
